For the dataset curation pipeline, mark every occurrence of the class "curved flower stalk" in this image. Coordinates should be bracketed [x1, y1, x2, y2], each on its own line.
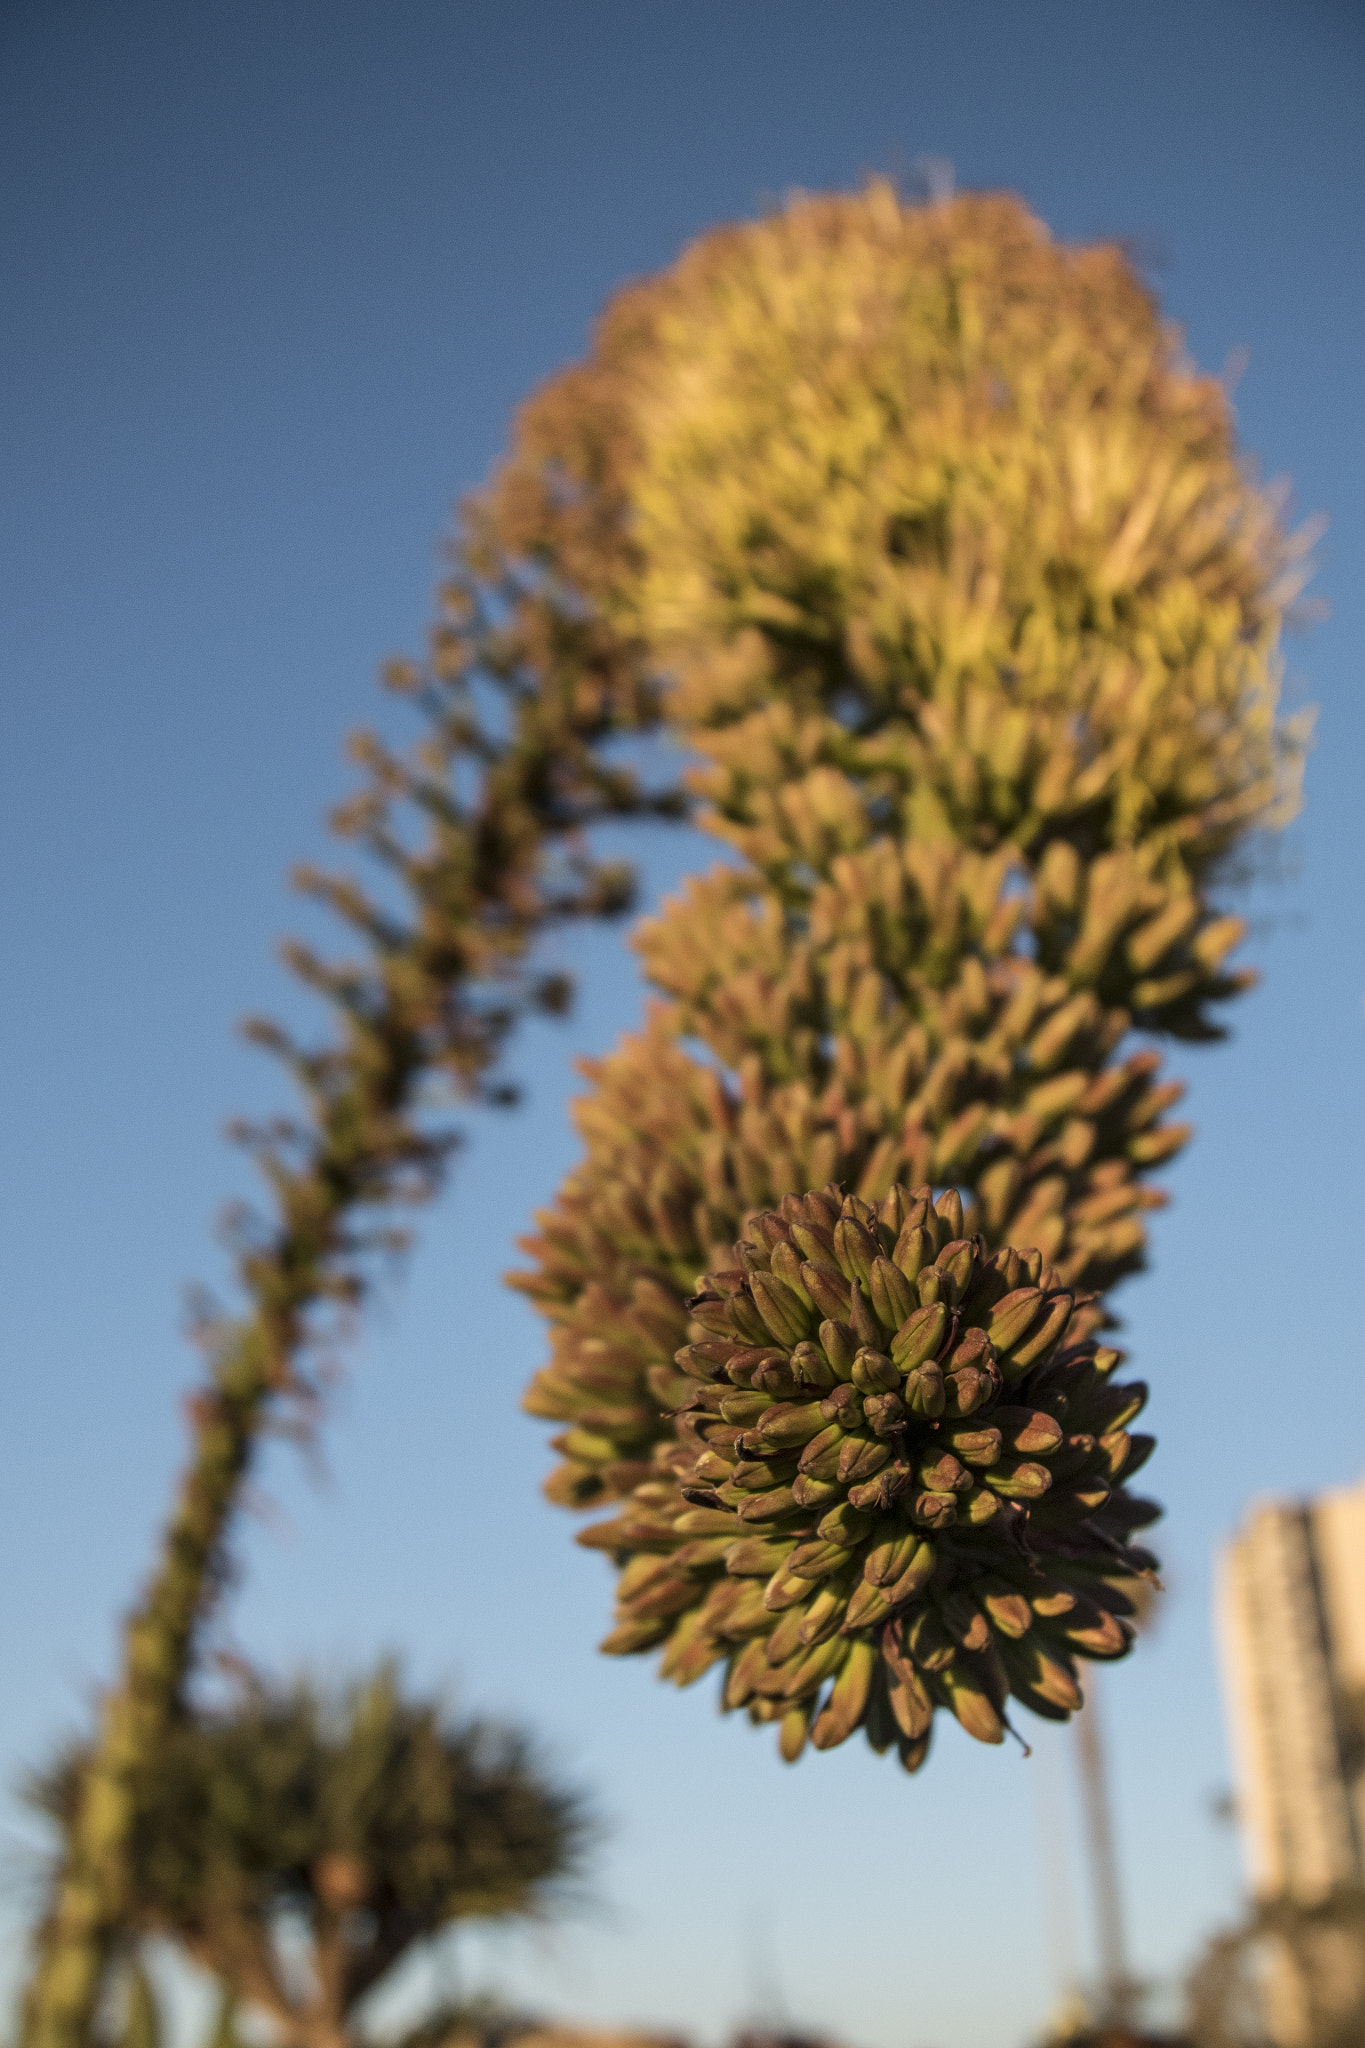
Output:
[581, 1179, 1154, 1765]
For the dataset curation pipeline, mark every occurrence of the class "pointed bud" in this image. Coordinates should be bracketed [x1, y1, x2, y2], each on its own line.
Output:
[891, 1301, 948, 1370]
[740, 1471, 809, 1520]
[719, 1389, 775, 1425]
[918, 1449, 970, 1494]
[778, 1701, 812, 1762]
[1083, 1381, 1149, 1434]
[992, 1406, 1064, 1455]
[802, 1261, 852, 1321]
[788, 1538, 855, 1580]
[819, 1318, 857, 1380]
[1002, 1292, 1073, 1374]
[942, 1424, 1002, 1466]
[942, 1368, 994, 1417]
[1057, 1605, 1132, 1658]
[817, 1502, 875, 1545]
[911, 1491, 958, 1530]
[797, 1421, 847, 1479]
[781, 1633, 849, 1700]
[798, 1576, 856, 1645]
[864, 1529, 921, 1587]
[986, 1287, 1046, 1353]
[727, 1291, 773, 1346]
[600, 1616, 671, 1655]
[892, 1223, 933, 1283]
[834, 1216, 880, 1284]
[769, 1240, 812, 1300]
[837, 1434, 893, 1485]
[917, 1265, 947, 1307]
[789, 1339, 836, 1389]
[723, 1639, 768, 1708]
[674, 1339, 742, 1380]
[983, 1458, 1052, 1500]
[764, 1565, 816, 1613]
[842, 1578, 895, 1631]
[863, 1389, 907, 1437]
[885, 1540, 936, 1606]
[765, 1604, 810, 1666]
[725, 1537, 796, 1576]
[849, 1280, 882, 1349]
[906, 1607, 956, 1670]
[811, 1636, 878, 1749]
[750, 1271, 814, 1346]
[852, 1347, 900, 1393]
[935, 1239, 975, 1302]
[790, 1219, 838, 1265]
[940, 1590, 991, 1652]
[753, 1401, 833, 1450]
[870, 1255, 917, 1331]
[979, 1581, 1032, 1637]
[685, 1293, 738, 1338]
[939, 1663, 1005, 1745]
[674, 1507, 741, 1535]
[791, 1474, 842, 1507]
[1006, 1639, 1084, 1712]
[887, 1664, 935, 1740]
[903, 1362, 946, 1420]
[672, 1536, 736, 1569]
[1116, 1430, 1155, 1480]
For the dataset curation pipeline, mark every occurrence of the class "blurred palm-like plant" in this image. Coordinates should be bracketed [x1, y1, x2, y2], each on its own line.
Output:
[27, 1669, 592, 2048]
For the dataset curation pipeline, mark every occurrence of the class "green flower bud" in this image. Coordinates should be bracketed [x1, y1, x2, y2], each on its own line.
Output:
[869, 1255, 917, 1331]
[851, 1347, 900, 1393]
[891, 1302, 948, 1370]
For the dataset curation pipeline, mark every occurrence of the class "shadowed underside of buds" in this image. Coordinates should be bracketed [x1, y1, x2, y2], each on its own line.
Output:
[576, 1181, 1157, 1768]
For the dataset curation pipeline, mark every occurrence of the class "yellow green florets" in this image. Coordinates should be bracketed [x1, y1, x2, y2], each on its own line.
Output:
[581, 1181, 1157, 1768]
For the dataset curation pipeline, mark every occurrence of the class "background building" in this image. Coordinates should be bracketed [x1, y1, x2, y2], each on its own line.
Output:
[1216, 1479, 1365, 2040]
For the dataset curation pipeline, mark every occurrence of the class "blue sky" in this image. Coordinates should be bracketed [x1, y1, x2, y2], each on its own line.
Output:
[1, 5, 1363, 2046]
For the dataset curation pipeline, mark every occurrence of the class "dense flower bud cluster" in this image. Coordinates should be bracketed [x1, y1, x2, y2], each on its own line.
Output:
[507, 188, 1307, 1527]
[576, 1181, 1155, 1764]
[480, 184, 1311, 1775]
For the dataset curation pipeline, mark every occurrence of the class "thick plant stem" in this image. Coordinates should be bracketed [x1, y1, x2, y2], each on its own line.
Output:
[23, 1355, 273, 2048]
[24, 1061, 418, 2048]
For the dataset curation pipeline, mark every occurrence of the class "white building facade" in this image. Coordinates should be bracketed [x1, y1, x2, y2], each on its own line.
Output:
[1216, 1479, 1365, 2041]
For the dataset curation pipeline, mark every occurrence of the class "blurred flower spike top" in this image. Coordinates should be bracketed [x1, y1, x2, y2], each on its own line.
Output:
[582, 1182, 1156, 1769]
